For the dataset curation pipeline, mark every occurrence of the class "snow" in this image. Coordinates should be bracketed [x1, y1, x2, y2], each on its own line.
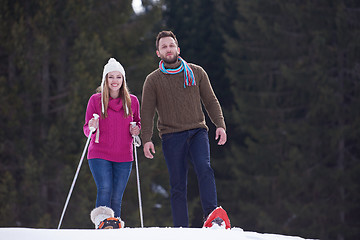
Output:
[0, 227, 315, 240]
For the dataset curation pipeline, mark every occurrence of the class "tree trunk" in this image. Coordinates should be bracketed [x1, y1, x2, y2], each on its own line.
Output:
[41, 50, 50, 139]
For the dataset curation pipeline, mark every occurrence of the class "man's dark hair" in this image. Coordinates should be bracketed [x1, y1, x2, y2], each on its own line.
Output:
[156, 31, 179, 50]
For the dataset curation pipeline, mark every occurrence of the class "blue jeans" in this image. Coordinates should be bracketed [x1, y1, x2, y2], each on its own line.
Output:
[88, 159, 132, 218]
[161, 128, 217, 227]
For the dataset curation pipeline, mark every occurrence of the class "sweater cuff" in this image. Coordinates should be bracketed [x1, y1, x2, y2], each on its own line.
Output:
[141, 134, 152, 145]
[216, 122, 226, 131]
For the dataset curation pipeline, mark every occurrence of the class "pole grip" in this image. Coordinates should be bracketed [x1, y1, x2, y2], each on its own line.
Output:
[89, 114, 100, 132]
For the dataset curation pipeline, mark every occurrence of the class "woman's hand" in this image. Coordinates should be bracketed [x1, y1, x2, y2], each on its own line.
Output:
[88, 117, 99, 132]
[130, 124, 140, 136]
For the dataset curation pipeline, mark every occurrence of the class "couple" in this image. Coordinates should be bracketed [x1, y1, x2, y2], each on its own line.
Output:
[83, 31, 227, 228]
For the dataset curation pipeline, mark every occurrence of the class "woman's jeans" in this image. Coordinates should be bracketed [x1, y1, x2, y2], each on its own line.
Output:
[88, 159, 132, 218]
[162, 128, 217, 227]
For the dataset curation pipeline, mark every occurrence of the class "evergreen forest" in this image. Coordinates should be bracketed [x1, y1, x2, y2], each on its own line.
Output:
[0, 1, 359, 239]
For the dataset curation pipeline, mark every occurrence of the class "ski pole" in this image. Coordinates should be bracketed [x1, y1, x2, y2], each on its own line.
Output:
[57, 114, 99, 229]
[130, 122, 144, 228]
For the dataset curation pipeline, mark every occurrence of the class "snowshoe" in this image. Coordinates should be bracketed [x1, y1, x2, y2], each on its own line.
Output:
[211, 217, 226, 228]
[203, 206, 231, 229]
[90, 206, 124, 229]
[98, 217, 123, 229]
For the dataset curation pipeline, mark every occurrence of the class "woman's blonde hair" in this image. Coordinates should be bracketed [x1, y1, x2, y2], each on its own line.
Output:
[97, 74, 132, 119]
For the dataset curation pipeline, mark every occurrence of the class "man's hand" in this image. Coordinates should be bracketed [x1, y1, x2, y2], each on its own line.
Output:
[215, 128, 227, 145]
[143, 141, 155, 159]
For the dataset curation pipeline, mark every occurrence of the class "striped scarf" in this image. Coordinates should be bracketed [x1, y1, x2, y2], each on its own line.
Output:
[159, 57, 196, 87]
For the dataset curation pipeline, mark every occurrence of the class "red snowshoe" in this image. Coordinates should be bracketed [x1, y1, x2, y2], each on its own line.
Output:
[203, 206, 231, 229]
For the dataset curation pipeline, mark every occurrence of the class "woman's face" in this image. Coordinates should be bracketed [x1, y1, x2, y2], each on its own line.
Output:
[107, 71, 123, 97]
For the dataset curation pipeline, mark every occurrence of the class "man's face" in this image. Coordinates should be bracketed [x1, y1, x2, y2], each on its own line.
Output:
[156, 36, 180, 64]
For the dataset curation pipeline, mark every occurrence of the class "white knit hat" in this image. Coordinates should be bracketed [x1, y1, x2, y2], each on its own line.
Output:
[101, 58, 127, 114]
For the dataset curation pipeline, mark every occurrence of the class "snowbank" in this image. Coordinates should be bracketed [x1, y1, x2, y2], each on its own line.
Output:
[0, 227, 314, 240]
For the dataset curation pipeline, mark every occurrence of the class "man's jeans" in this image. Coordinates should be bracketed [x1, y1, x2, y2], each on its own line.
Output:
[88, 159, 132, 218]
[162, 128, 217, 227]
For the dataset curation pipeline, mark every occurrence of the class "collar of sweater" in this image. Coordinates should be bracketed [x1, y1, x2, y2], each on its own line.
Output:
[108, 97, 124, 112]
[163, 60, 182, 70]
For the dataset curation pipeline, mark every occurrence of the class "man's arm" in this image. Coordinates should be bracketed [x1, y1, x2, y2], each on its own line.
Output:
[197, 66, 226, 131]
[141, 74, 157, 148]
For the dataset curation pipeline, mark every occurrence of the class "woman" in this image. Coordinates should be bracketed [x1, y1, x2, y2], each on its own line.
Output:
[83, 58, 140, 223]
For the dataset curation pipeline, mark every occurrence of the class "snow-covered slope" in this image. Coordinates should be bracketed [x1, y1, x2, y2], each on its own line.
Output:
[0, 227, 314, 240]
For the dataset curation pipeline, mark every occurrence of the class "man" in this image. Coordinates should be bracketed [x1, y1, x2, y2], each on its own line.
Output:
[141, 30, 227, 227]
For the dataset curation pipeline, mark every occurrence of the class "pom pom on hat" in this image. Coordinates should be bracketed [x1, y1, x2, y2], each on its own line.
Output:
[101, 58, 126, 114]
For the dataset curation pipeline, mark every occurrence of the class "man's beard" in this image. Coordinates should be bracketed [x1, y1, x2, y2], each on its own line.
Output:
[161, 52, 179, 64]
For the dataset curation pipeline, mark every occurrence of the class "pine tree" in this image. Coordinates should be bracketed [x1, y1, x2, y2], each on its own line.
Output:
[0, 0, 163, 228]
[223, 0, 360, 239]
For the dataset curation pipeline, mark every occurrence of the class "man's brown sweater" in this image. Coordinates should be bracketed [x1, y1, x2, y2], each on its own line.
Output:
[141, 61, 226, 144]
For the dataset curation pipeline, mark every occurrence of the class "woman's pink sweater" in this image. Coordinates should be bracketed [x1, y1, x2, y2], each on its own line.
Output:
[83, 93, 141, 162]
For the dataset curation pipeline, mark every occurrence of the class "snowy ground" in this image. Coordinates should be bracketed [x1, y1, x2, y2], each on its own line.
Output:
[0, 227, 315, 240]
